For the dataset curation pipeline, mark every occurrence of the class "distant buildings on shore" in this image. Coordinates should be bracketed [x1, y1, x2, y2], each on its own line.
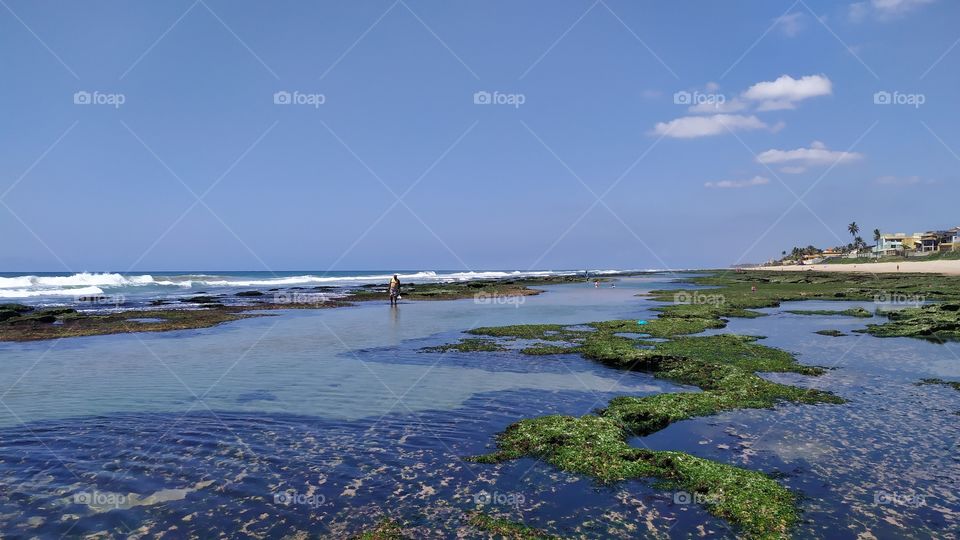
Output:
[765, 226, 960, 265]
[874, 229, 960, 256]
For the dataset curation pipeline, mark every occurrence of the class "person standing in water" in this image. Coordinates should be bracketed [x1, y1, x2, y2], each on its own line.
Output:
[388, 274, 401, 306]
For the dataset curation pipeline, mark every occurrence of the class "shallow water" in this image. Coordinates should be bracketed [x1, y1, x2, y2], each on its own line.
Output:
[1, 276, 958, 538]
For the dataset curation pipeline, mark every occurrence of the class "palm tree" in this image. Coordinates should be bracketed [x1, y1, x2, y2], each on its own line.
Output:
[847, 222, 860, 253]
[873, 228, 881, 243]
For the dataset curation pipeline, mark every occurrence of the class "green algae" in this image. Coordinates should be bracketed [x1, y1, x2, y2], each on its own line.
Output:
[468, 324, 573, 340]
[353, 519, 407, 540]
[420, 338, 506, 353]
[917, 378, 960, 392]
[470, 414, 797, 538]
[858, 303, 960, 341]
[650, 271, 960, 312]
[520, 344, 580, 355]
[649, 271, 960, 344]
[786, 308, 872, 318]
[453, 314, 842, 538]
[466, 512, 560, 539]
[815, 329, 847, 337]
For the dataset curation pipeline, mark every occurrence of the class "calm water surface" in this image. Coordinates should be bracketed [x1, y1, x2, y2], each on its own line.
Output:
[0, 276, 957, 538]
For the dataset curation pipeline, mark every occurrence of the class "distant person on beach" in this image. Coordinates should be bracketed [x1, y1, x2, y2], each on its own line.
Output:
[388, 274, 400, 306]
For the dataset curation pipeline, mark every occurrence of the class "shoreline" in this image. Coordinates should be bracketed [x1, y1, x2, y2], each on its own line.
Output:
[745, 258, 960, 275]
[0, 274, 611, 342]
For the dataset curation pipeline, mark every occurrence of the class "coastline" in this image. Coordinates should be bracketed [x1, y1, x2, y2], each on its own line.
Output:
[745, 258, 960, 275]
[0, 274, 606, 342]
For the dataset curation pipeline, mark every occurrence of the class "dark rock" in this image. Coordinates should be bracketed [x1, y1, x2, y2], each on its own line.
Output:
[181, 296, 220, 304]
[0, 310, 23, 322]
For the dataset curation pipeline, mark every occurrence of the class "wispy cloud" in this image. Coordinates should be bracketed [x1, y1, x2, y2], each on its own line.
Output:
[653, 114, 768, 138]
[705, 176, 770, 189]
[774, 12, 806, 37]
[756, 140, 864, 172]
[849, 0, 936, 21]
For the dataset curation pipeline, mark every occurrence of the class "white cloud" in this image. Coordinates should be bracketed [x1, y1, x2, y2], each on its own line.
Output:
[850, 0, 935, 21]
[743, 74, 832, 110]
[705, 176, 771, 189]
[756, 141, 864, 167]
[653, 114, 767, 138]
[774, 12, 805, 37]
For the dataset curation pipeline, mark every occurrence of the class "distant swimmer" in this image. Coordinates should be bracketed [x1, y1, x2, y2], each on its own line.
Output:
[388, 274, 401, 306]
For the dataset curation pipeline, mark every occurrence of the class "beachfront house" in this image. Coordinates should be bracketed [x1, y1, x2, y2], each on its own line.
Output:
[874, 233, 913, 256]
[918, 231, 940, 252]
[937, 227, 960, 252]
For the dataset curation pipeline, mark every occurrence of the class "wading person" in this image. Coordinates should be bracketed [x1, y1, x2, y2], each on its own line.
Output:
[388, 274, 401, 306]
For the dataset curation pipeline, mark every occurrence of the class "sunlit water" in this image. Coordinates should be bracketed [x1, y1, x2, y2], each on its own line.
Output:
[0, 277, 957, 538]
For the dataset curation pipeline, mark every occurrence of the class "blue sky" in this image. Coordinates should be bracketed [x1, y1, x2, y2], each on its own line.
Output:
[1, 0, 958, 272]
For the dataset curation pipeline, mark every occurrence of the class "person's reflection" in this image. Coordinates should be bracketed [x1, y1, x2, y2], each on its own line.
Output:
[389, 304, 400, 338]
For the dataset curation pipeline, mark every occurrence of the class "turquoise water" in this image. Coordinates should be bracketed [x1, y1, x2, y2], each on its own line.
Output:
[1, 276, 958, 537]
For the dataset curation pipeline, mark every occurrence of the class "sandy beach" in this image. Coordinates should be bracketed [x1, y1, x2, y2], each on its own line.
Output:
[748, 259, 960, 275]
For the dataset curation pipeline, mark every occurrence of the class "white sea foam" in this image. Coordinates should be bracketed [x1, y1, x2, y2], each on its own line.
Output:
[0, 273, 154, 289]
[0, 286, 104, 299]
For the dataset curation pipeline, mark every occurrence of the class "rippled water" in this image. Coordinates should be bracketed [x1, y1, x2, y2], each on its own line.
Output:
[1, 276, 958, 538]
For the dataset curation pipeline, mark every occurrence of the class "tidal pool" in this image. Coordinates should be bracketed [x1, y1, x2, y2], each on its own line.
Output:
[0, 276, 957, 537]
